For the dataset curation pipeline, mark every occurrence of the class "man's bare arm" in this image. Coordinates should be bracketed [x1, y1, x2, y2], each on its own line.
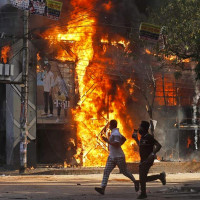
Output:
[153, 140, 162, 154]
[146, 140, 162, 163]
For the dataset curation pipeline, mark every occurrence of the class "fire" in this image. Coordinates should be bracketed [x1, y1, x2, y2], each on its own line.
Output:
[183, 58, 190, 63]
[36, 53, 43, 73]
[101, 38, 109, 44]
[145, 49, 151, 55]
[164, 55, 176, 61]
[103, 1, 112, 11]
[187, 137, 192, 148]
[127, 78, 135, 95]
[42, 1, 140, 166]
[36, 65, 40, 73]
[145, 48, 191, 62]
[157, 156, 161, 161]
[1, 46, 10, 63]
[118, 40, 130, 48]
[42, 10, 95, 92]
[101, 37, 130, 54]
[37, 53, 41, 61]
[63, 161, 68, 168]
[111, 40, 130, 53]
[156, 77, 177, 106]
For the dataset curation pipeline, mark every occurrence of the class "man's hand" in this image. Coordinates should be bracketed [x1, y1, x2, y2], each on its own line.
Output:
[132, 132, 139, 146]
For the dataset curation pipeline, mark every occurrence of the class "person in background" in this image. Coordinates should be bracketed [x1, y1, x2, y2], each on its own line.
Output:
[95, 119, 139, 195]
[53, 68, 69, 123]
[132, 121, 166, 199]
[41, 63, 54, 117]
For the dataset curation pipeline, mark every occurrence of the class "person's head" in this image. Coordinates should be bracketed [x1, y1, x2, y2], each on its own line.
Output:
[109, 119, 117, 130]
[44, 63, 51, 72]
[139, 121, 150, 135]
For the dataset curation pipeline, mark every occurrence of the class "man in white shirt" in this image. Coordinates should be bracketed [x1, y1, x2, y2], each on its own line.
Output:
[42, 63, 54, 117]
[95, 119, 139, 195]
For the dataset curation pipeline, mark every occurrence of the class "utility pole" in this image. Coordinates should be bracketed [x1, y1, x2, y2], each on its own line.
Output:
[19, 10, 29, 173]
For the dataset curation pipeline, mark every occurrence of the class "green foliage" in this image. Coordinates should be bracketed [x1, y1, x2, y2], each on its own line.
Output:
[149, 0, 200, 61]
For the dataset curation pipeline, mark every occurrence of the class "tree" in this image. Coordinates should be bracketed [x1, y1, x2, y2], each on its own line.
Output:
[135, 67, 156, 136]
[148, 0, 200, 78]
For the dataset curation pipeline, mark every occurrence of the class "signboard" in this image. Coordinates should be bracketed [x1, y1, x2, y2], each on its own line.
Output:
[10, 0, 29, 10]
[30, 0, 46, 16]
[46, 0, 63, 20]
[10, 0, 63, 20]
[37, 61, 73, 124]
[139, 22, 161, 42]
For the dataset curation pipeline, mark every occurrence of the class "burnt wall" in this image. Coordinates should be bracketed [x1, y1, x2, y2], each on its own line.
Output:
[37, 124, 77, 165]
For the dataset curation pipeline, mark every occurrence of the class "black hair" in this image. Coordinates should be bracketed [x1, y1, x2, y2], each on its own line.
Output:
[140, 121, 150, 131]
[110, 119, 117, 129]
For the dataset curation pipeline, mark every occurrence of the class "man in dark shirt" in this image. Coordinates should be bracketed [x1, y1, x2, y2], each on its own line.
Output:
[132, 121, 166, 199]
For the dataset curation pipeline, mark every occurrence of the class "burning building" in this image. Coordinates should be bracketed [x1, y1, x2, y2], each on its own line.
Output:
[0, 0, 200, 169]
[35, 0, 200, 166]
[35, 0, 142, 167]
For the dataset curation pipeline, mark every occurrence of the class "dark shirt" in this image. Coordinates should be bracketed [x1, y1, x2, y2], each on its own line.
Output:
[139, 133, 157, 162]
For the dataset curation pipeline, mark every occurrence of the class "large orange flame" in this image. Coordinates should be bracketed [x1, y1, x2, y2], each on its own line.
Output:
[1, 46, 10, 63]
[156, 77, 177, 106]
[42, 1, 139, 166]
[145, 48, 190, 63]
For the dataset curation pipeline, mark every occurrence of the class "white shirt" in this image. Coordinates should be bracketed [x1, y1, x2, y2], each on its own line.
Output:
[109, 128, 125, 158]
[43, 71, 54, 92]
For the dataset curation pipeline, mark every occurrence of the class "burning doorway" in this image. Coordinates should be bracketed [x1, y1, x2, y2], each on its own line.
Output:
[179, 129, 200, 161]
[35, 0, 149, 167]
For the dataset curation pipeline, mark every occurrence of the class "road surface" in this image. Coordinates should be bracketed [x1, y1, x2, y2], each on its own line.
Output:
[0, 173, 199, 199]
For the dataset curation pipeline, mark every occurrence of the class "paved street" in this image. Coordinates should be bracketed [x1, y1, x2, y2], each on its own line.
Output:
[0, 173, 199, 199]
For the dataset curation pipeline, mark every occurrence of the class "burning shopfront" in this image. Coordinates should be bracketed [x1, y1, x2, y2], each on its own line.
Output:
[35, 0, 200, 167]
[1, 0, 200, 169]
[35, 0, 144, 167]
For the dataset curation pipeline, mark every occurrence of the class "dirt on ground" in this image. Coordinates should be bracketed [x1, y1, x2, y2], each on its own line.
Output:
[0, 173, 199, 199]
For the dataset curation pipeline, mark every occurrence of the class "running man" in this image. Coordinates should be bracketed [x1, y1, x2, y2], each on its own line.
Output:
[95, 119, 139, 195]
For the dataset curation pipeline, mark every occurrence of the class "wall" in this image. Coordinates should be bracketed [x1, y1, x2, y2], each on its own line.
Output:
[6, 40, 37, 168]
[0, 84, 6, 164]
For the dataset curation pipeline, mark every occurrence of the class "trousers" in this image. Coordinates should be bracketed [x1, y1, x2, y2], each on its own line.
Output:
[101, 156, 135, 187]
[43, 92, 53, 114]
[139, 161, 160, 194]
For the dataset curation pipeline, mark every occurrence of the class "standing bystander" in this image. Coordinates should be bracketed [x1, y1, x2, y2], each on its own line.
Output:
[41, 63, 54, 117]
